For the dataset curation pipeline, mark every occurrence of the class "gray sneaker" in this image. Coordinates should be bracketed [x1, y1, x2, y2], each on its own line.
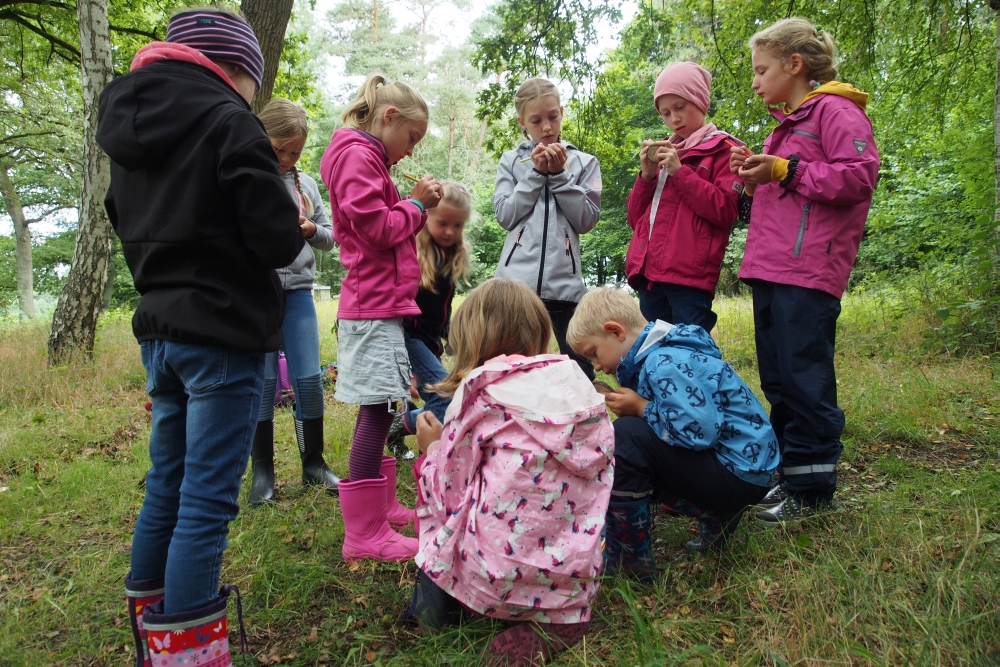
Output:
[755, 495, 830, 527]
[755, 483, 789, 510]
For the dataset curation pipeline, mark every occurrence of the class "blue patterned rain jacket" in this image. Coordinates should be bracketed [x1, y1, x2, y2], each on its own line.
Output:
[616, 321, 779, 486]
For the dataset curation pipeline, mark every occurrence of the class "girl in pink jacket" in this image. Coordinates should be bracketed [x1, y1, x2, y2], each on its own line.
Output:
[626, 61, 745, 333]
[319, 75, 443, 562]
[729, 19, 879, 525]
[407, 279, 614, 667]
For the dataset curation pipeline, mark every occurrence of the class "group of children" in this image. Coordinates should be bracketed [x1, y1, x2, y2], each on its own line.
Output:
[100, 7, 878, 667]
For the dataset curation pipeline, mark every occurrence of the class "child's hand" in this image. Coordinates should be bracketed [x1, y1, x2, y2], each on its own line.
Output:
[410, 176, 443, 210]
[416, 411, 443, 455]
[545, 143, 568, 173]
[654, 143, 682, 176]
[639, 140, 665, 181]
[739, 154, 777, 187]
[299, 216, 317, 239]
[604, 387, 649, 418]
[729, 145, 752, 175]
[530, 143, 551, 172]
[409, 374, 420, 401]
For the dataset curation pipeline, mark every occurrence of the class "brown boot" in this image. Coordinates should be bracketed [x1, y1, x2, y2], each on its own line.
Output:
[486, 620, 590, 666]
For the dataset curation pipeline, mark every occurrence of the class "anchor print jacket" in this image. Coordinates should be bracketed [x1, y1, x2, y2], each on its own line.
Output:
[415, 354, 614, 624]
[617, 321, 778, 487]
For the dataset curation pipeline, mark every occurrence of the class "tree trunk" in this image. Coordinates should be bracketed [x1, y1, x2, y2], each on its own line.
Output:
[373, 0, 379, 44]
[447, 114, 455, 178]
[47, 0, 114, 365]
[243, 0, 295, 114]
[0, 163, 35, 318]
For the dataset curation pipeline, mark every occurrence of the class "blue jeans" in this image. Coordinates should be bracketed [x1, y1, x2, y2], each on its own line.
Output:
[637, 282, 717, 333]
[404, 332, 450, 422]
[259, 289, 323, 422]
[131, 340, 264, 613]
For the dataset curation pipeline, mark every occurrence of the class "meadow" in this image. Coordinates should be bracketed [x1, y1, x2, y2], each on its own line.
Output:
[0, 293, 997, 666]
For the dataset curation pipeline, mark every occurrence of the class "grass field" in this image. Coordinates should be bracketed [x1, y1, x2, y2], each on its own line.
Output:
[0, 294, 998, 666]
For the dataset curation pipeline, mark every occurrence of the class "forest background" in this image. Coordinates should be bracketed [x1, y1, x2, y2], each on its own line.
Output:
[1, 0, 998, 355]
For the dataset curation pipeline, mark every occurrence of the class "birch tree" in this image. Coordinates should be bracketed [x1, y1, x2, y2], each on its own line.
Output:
[242, 0, 296, 113]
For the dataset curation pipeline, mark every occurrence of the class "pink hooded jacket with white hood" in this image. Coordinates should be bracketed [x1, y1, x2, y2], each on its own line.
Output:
[414, 355, 614, 624]
[320, 128, 426, 319]
[739, 84, 879, 298]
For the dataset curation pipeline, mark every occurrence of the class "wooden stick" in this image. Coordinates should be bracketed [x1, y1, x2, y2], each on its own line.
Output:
[402, 173, 420, 183]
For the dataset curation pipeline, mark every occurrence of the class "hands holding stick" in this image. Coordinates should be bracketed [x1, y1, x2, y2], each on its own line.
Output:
[727, 140, 776, 194]
[404, 174, 443, 210]
[519, 143, 569, 174]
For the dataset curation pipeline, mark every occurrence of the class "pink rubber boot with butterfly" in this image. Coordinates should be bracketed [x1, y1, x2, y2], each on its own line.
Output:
[143, 586, 247, 667]
[126, 573, 164, 667]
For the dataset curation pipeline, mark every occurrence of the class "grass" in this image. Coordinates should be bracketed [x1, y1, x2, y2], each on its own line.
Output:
[1, 295, 998, 666]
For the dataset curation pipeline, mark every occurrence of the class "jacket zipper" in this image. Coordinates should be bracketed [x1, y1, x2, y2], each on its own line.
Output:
[535, 182, 549, 295]
[794, 204, 810, 256]
[565, 232, 575, 275]
[504, 227, 524, 266]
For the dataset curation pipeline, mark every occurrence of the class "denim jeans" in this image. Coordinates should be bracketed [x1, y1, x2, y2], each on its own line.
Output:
[259, 289, 323, 422]
[404, 332, 450, 422]
[637, 282, 717, 333]
[131, 339, 264, 613]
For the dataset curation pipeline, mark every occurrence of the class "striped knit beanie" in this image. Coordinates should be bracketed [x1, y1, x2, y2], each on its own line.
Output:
[166, 10, 264, 90]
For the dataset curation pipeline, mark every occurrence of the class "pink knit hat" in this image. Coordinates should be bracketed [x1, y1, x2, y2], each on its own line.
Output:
[653, 62, 712, 113]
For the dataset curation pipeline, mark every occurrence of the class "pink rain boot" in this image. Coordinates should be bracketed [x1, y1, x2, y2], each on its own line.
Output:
[382, 455, 416, 530]
[340, 475, 418, 562]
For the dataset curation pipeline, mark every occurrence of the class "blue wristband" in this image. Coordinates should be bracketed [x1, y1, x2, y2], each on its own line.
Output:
[409, 199, 425, 213]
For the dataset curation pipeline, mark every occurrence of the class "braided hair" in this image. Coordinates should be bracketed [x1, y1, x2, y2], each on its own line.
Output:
[259, 97, 314, 216]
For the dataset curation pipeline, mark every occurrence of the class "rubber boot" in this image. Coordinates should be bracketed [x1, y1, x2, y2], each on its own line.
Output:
[603, 497, 656, 582]
[248, 420, 275, 505]
[660, 494, 738, 553]
[339, 475, 418, 562]
[125, 573, 164, 667]
[143, 585, 248, 667]
[381, 455, 416, 529]
[297, 417, 340, 494]
[486, 620, 591, 667]
[386, 401, 418, 460]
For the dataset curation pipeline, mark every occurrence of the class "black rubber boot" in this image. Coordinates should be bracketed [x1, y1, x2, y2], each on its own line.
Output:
[297, 417, 340, 494]
[248, 420, 275, 506]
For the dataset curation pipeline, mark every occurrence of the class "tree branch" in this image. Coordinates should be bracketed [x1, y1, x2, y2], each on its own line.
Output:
[0, 9, 80, 62]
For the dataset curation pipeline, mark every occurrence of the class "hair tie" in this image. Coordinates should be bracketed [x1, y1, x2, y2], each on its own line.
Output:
[809, 79, 820, 90]
[814, 25, 823, 38]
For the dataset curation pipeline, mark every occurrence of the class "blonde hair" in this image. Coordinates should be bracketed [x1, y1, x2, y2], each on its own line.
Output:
[259, 97, 314, 216]
[514, 78, 561, 139]
[567, 287, 648, 349]
[417, 181, 473, 292]
[342, 75, 429, 132]
[430, 279, 552, 397]
[749, 18, 837, 84]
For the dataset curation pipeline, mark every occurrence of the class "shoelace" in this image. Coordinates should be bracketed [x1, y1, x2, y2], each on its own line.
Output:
[221, 584, 250, 662]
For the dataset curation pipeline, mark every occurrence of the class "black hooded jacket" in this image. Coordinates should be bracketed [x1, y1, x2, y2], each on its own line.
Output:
[97, 60, 303, 352]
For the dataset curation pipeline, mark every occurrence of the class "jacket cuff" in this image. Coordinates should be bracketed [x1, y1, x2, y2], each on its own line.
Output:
[779, 155, 801, 188]
[633, 172, 658, 190]
[770, 157, 790, 183]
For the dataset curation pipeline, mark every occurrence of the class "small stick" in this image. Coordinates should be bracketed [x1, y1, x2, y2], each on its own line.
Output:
[402, 173, 420, 183]
[520, 156, 533, 162]
[725, 139, 752, 157]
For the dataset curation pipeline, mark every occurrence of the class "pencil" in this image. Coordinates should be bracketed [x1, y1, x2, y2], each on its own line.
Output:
[725, 139, 752, 157]
[403, 173, 420, 183]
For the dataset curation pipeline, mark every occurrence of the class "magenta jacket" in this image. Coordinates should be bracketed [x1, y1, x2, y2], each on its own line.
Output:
[739, 91, 879, 298]
[625, 133, 742, 293]
[320, 128, 426, 319]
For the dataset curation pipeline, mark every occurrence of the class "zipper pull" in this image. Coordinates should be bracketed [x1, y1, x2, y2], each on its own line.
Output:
[565, 233, 570, 254]
[514, 230, 523, 246]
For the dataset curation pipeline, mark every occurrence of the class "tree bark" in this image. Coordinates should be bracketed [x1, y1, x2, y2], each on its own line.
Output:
[242, 0, 295, 114]
[447, 114, 455, 178]
[0, 163, 35, 318]
[47, 0, 114, 365]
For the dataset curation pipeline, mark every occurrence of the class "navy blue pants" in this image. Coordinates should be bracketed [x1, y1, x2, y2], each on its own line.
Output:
[750, 280, 843, 500]
[543, 299, 595, 380]
[637, 281, 717, 333]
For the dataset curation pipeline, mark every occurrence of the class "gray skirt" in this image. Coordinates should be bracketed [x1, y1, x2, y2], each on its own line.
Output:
[335, 318, 411, 406]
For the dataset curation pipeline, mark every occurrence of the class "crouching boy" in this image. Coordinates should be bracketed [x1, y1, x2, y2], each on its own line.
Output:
[567, 288, 778, 579]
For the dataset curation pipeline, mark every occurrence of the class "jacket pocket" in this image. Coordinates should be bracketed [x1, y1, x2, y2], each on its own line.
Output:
[505, 227, 524, 267]
[794, 204, 810, 257]
[565, 232, 576, 275]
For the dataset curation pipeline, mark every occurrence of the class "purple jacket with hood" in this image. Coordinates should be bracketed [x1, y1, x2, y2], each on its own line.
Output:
[739, 84, 879, 298]
[320, 128, 426, 319]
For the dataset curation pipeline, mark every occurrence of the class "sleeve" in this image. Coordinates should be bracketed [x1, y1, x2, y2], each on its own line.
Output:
[305, 181, 335, 252]
[640, 350, 722, 450]
[330, 149, 425, 251]
[783, 105, 879, 206]
[626, 173, 657, 231]
[217, 113, 304, 269]
[738, 192, 753, 224]
[548, 154, 601, 234]
[668, 158, 740, 230]
[492, 154, 546, 231]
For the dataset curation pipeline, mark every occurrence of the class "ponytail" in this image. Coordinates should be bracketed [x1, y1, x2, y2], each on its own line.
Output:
[342, 74, 429, 132]
[290, 165, 314, 217]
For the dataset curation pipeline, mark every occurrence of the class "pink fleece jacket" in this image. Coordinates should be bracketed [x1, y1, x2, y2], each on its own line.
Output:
[320, 128, 426, 319]
[739, 93, 880, 298]
[415, 355, 614, 624]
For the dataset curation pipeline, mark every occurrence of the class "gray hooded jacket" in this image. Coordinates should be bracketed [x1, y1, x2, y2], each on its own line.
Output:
[276, 168, 335, 291]
[492, 141, 602, 302]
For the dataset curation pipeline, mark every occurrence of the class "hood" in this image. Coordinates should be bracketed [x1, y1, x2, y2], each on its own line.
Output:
[616, 321, 721, 388]
[513, 139, 579, 156]
[130, 42, 239, 94]
[783, 80, 869, 116]
[324, 127, 389, 168]
[97, 48, 249, 172]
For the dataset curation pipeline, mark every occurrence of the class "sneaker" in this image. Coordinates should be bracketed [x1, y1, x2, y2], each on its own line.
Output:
[754, 483, 789, 510]
[386, 403, 418, 461]
[754, 495, 830, 527]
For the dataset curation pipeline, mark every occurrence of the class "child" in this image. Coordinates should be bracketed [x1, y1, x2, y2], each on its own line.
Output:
[729, 19, 879, 524]
[387, 181, 473, 456]
[408, 278, 614, 667]
[493, 77, 602, 380]
[627, 62, 744, 333]
[319, 75, 442, 562]
[567, 288, 778, 576]
[97, 8, 303, 664]
[248, 97, 340, 505]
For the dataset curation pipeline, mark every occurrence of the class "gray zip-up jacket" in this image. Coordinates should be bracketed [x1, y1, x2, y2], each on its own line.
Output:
[276, 168, 335, 291]
[492, 141, 602, 302]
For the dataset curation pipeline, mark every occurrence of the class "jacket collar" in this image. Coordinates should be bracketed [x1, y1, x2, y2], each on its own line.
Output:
[350, 129, 389, 166]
